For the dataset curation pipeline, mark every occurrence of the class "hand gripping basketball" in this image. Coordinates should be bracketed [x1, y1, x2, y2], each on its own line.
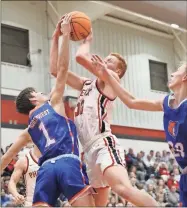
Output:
[60, 14, 71, 35]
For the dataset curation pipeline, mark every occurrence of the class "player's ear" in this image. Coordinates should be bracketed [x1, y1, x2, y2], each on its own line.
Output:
[182, 74, 187, 82]
[116, 68, 121, 78]
[29, 97, 37, 105]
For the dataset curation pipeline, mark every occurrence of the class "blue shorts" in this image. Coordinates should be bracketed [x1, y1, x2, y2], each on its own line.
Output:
[32, 155, 90, 207]
[180, 174, 187, 207]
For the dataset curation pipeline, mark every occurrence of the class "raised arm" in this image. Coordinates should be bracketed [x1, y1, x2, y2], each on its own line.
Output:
[1, 128, 31, 172]
[50, 20, 60, 77]
[50, 14, 71, 106]
[8, 158, 26, 205]
[91, 55, 164, 112]
[75, 31, 105, 80]
[50, 17, 87, 92]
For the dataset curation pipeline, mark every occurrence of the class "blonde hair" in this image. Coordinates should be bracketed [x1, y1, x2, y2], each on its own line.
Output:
[110, 53, 127, 78]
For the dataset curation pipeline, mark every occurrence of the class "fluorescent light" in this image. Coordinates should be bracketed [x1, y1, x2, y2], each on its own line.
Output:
[171, 24, 179, 29]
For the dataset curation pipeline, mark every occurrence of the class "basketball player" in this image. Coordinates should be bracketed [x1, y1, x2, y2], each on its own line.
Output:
[91, 56, 187, 207]
[1, 14, 95, 207]
[8, 145, 40, 206]
[50, 30, 158, 206]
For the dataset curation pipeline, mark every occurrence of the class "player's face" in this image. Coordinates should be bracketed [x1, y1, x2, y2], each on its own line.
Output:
[168, 64, 187, 90]
[104, 55, 119, 72]
[30, 91, 49, 105]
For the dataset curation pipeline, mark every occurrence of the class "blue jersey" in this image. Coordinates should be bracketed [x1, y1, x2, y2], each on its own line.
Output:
[28, 102, 79, 166]
[163, 95, 187, 169]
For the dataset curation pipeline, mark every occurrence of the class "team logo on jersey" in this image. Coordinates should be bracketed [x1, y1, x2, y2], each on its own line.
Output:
[168, 120, 179, 138]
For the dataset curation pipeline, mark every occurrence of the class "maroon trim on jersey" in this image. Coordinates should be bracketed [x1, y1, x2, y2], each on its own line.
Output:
[97, 94, 102, 132]
[23, 156, 29, 175]
[96, 79, 116, 101]
[83, 79, 92, 86]
[29, 150, 38, 165]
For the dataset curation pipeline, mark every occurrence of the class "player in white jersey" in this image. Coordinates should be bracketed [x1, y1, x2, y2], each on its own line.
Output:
[8, 145, 40, 206]
[50, 27, 158, 207]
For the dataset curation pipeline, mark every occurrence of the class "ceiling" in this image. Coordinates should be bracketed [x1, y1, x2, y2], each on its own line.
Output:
[106, 1, 187, 29]
[29, 1, 187, 35]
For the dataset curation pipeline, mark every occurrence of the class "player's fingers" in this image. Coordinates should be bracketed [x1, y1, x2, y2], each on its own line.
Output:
[15, 198, 20, 204]
[92, 55, 102, 66]
[92, 54, 99, 61]
[58, 14, 67, 26]
[91, 59, 97, 67]
[64, 13, 71, 23]
[95, 55, 103, 64]
[60, 14, 66, 21]
[19, 195, 25, 200]
[61, 14, 68, 24]
[66, 14, 72, 23]
[91, 55, 98, 64]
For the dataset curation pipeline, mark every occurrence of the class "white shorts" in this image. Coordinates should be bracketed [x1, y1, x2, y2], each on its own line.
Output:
[83, 134, 125, 188]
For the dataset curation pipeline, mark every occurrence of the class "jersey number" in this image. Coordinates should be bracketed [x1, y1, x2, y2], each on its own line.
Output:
[168, 142, 185, 158]
[75, 100, 84, 117]
[39, 122, 55, 148]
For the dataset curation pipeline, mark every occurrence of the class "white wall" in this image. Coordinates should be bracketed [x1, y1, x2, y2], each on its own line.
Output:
[1, 1, 50, 93]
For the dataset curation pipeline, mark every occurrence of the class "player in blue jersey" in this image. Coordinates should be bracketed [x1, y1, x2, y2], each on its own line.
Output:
[91, 55, 187, 207]
[1, 14, 95, 207]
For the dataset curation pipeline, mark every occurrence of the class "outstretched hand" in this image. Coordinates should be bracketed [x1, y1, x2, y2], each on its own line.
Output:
[52, 15, 65, 38]
[52, 14, 71, 38]
[60, 13, 71, 36]
[91, 54, 110, 82]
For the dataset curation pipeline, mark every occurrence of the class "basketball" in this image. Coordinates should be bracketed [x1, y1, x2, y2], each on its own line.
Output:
[69, 11, 91, 41]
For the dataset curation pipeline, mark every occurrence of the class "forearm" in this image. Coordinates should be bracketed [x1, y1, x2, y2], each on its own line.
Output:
[107, 74, 135, 107]
[57, 34, 69, 74]
[50, 36, 59, 77]
[8, 181, 19, 197]
[1, 130, 30, 172]
[1, 153, 15, 172]
[66, 71, 85, 91]
[76, 40, 90, 57]
[106, 73, 163, 111]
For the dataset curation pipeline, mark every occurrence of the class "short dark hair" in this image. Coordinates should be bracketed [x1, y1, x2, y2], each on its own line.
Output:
[16, 87, 36, 115]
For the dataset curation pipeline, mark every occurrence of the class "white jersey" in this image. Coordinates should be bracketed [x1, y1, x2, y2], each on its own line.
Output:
[74, 79, 114, 150]
[24, 151, 39, 206]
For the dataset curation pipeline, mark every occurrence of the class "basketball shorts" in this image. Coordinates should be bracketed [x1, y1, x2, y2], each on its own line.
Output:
[180, 173, 187, 207]
[32, 154, 91, 207]
[84, 134, 125, 188]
